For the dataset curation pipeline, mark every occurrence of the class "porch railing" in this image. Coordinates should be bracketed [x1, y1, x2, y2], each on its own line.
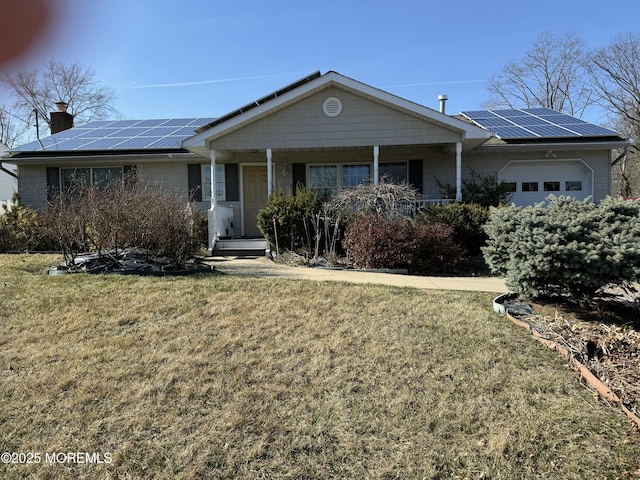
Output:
[415, 198, 455, 208]
[401, 198, 455, 217]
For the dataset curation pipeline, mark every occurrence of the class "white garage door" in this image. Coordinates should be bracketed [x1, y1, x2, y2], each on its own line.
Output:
[499, 160, 593, 206]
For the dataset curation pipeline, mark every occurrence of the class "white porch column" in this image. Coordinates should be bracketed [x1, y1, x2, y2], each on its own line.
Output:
[266, 148, 273, 195]
[208, 149, 217, 255]
[210, 149, 217, 209]
[373, 145, 379, 186]
[456, 142, 462, 202]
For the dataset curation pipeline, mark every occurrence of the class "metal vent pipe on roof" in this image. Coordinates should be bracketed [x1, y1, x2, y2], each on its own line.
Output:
[438, 95, 448, 114]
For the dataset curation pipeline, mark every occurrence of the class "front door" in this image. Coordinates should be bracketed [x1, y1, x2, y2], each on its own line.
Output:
[243, 165, 268, 237]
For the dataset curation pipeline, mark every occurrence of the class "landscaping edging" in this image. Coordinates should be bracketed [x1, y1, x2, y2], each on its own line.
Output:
[494, 293, 640, 430]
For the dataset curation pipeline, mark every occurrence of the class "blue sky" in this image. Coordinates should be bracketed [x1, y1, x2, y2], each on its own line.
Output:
[3, 0, 639, 126]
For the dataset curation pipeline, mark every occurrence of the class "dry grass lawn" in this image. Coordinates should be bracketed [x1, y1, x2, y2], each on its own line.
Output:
[1, 254, 639, 479]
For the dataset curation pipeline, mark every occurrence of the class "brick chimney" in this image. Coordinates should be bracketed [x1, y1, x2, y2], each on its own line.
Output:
[50, 101, 74, 133]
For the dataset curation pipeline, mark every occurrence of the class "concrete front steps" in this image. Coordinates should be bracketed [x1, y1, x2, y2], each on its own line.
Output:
[212, 238, 269, 257]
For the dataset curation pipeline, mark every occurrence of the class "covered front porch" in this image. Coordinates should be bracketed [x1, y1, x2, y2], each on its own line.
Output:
[204, 143, 465, 254]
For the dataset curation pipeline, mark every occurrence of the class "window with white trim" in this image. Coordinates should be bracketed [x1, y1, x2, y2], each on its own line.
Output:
[309, 165, 338, 198]
[203, 165, 225, 201]
[309, 162, 409, 196]
[342, 164, 370, 187]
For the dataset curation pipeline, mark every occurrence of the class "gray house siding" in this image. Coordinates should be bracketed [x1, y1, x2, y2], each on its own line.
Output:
[16, 165, 48, 209]
[17, 158, 211, 212]
[210, 87, 461, 151]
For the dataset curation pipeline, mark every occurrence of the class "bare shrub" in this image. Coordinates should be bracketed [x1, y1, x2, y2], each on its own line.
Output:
[323, 179, 421, 222]
[343, 214, 463, 273]
[41, 182, 202, 267]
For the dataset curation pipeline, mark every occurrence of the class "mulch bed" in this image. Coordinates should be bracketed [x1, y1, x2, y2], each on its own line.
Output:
[516, 294, 640, 422]
[47, 249, 214, 276]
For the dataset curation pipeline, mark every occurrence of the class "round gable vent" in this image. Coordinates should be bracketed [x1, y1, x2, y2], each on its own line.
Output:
[323, 96, 342, 117]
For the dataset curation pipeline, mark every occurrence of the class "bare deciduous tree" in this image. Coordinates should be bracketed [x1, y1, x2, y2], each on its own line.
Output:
[590, 33, 640, 146]
[1, 59, 117, 139]
[483, 31, 594, 117]
[588, 33, 640, 197]
[0, 104, 30, 147]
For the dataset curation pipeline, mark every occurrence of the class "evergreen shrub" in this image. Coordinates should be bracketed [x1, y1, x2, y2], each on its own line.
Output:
[415, 203, 490, 256]
[343, 214, 463, 273]
[483, 196, 640, 300]
[257, 189, 321, 253]
[0, 194, 54, 252]
[435, 169, 514, 207]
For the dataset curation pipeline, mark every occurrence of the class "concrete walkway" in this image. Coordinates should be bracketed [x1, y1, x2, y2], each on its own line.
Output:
[207, 256, 508, 293]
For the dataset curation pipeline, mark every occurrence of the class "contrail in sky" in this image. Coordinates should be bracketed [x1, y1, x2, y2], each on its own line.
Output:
[133, 71, 310, 89]
[385, 79, 487, 88]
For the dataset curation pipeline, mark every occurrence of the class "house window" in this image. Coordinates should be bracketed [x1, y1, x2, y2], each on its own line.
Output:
[203, 165, 225, 201]
[379, 162, 407, 184]
[342, 164, 370, 187]
[522, 182, 539, 192]
[61, 167, 123, 193]
[503, 182, 517, 193]
[566, 181, 582, 191]
[544, 181, 560, 192]
[61, 168, 90, 193]
[93, 167, 123, 189]
[309, 165, 338, 197]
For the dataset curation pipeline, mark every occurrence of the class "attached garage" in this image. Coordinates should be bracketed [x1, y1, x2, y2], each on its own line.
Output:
[499, 159, 594, 206]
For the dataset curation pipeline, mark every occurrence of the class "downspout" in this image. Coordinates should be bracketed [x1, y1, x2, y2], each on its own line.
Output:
[456, 142, 462, 202]
[373, 145, 379, 186]
[266, 148, 273, 195]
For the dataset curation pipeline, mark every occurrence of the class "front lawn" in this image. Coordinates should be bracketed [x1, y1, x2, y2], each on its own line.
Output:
[1, 254, 639, 479]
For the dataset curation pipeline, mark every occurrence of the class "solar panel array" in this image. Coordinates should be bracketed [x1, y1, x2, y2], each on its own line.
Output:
[12, 118, 216, 152]
[461, 108, 620, 140]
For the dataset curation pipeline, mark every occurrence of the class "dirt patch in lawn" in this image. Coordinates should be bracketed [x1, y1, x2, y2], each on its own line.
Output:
[523, 294, 640, 422]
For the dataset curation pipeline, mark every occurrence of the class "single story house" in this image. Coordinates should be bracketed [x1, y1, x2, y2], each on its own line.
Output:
[0, 141, 18, 209]
[2, 71, 627, 253]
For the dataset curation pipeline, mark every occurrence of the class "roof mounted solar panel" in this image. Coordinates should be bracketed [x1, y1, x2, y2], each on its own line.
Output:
[470, 117, 514, 128]
[161, 118, 197, 127]
[504, 116, 549, 126]
[461, 108, 623, 140]
[83, 138, 131, 149]
[567, 123, 620, 136]
[460, 110, 498, 119]
[526, 125, 575, 137]
[107, 120, 144, 128]
[48, 138, 99, 150]
[491, 126, 535, 138]
[146, 136, 184, 148]
[144, 127, 186, 137]
[10, 117, 216, 153]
